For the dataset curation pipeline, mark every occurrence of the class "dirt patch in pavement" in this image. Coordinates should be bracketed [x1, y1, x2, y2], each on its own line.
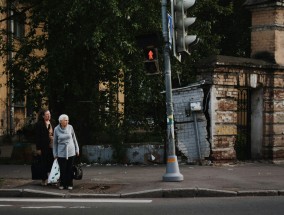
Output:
[0, 179, 34, 189]
[71, 183, 125, 194]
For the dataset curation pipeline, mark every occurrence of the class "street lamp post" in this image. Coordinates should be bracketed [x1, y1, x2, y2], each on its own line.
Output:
[161, 0, 183, 182]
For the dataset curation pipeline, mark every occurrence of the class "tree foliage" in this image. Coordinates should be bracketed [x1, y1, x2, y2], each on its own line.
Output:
[0, 0, 250, 145]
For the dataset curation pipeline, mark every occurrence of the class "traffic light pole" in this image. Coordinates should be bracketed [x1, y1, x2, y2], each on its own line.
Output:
[161, 0, 183, 182]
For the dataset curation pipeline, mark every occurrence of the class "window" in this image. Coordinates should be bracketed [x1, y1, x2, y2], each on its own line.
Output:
[13, 12, 25, 38]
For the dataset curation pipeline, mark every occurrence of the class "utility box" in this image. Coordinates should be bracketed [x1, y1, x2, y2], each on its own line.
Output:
[190, 102, 202, 111]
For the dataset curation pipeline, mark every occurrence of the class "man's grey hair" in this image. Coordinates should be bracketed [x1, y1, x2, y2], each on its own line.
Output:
[58, 114, 69, 122]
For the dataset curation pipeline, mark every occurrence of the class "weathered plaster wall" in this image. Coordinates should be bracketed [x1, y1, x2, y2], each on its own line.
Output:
[82, 144, 164, 164]
[172, 84, 210, 163]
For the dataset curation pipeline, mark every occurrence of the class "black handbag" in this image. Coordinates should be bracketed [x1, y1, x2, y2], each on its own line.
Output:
[31, 155, 42, 180]
[72, 164, 83, 180]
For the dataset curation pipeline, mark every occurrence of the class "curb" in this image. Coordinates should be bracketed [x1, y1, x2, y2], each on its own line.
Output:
[0, 188, 283, 198]
[121, 188, 237, 198]
[237, 190, 279, 197]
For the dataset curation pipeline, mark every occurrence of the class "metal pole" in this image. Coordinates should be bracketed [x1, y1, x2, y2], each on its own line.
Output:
[162, 0, 183, 182]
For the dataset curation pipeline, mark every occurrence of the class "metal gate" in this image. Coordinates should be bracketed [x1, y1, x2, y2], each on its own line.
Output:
[236, 88, 251, 160]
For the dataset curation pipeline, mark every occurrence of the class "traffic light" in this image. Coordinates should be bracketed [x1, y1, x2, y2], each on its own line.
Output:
[171, 0, 198, 61]
[144, 47, 160, 75]
[144, 47, 158, 61]
[136, 33, 161, 75]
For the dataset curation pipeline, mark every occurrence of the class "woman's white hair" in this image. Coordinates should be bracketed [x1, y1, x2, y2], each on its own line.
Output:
[58, 114, 69, 122]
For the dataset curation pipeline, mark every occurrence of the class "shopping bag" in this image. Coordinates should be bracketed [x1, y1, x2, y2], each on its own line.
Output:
[48, 159, 60, 184]
[31, 155, 42, 180]
[72, 164, 83, 180]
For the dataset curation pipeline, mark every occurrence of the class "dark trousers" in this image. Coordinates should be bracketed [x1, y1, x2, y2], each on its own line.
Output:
[57, 156, 75, 188]
[41, 148, 54, 180]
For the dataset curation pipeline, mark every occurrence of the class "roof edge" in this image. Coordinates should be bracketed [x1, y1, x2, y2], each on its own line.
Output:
[196, 55, 283, 69]
[244, 0, 284, 8]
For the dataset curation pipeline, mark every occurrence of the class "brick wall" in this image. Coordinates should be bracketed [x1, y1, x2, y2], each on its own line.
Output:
[197, 55, 284, 163]
[250, 6, 284, 65]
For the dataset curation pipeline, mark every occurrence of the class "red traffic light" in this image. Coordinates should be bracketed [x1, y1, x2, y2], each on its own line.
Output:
[148, 50, 154, 60]
[142, 47, 160, 75]
[144, 48, 158, 61]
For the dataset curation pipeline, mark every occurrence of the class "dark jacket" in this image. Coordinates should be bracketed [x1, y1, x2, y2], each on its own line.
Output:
[36, 120, 56, 154]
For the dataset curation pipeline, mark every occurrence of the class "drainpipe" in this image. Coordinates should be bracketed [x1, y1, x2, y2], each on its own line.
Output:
[6, 0, 14, 136]
[192, 112, 202, 165]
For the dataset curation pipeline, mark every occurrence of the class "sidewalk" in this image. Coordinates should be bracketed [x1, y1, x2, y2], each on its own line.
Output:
[0, 162, 284, 198]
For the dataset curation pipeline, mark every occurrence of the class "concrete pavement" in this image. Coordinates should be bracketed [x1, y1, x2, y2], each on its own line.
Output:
[0, 162, 284, 198]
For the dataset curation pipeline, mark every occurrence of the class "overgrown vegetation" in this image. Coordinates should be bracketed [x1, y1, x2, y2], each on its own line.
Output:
[0, 0, 250, 156]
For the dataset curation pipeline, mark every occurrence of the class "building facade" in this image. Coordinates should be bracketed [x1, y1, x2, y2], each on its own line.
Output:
[0, 0, 27, 137]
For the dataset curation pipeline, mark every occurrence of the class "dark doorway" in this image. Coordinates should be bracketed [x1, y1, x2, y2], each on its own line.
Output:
[236, 88, 251, 160]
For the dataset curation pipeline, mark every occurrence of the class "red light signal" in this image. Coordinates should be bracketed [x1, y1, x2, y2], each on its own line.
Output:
[148, 50, 154, 60]
[144, 48, 158, 61]
[143, 47, 160, 75]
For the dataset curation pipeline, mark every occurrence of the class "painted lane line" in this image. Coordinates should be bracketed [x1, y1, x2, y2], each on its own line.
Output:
[70, 206, 91, 208]
[22, 206, 65, 209]
[22, 206, 91, 209]
[0, 198, 152, 204]
[0, 205, 12, 207]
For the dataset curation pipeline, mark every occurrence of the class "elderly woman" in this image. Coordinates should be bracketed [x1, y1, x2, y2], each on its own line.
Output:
[36, 109, 55, 186]
[53, 114, 79, 190]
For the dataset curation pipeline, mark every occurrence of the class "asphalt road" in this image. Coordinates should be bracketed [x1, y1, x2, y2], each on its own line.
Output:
[0, 196, 284, 215]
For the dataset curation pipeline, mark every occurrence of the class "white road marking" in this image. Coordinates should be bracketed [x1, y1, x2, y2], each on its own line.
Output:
[0, 198, 152, 204]
[0, 205, 12, 207]
[22, 206, 65, 209]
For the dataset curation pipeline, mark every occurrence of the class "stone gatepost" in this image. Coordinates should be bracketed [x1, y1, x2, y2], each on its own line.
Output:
[197, 55, 284, 163]
[245, 0, 284, 66]
[191, 0, 284, 163]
